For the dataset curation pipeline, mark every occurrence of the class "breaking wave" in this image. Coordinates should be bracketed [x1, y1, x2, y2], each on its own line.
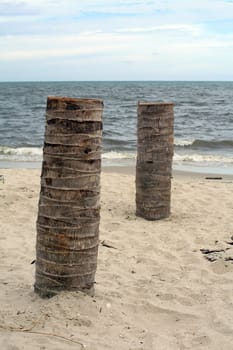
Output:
[0, 146, 232, 168]
[175, 138, 233, 149]
[0, 146, 42, 161]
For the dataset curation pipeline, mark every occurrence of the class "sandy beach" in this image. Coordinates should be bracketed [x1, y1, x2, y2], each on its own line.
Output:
[0, 167, 233, 350]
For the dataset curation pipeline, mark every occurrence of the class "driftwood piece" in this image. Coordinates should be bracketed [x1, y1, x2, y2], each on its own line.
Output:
[100, 240, 117, 249]
[136, 102, 174, 220]
[200, 248, 226, 255]
[35, 96, 103, 298]
[224, 257, 233, 262]
[200, 247, 232, 263]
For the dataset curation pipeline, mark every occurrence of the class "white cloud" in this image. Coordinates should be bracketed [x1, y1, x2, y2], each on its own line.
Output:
[0, 0, 233, 80]
[116, 24, 202, 36]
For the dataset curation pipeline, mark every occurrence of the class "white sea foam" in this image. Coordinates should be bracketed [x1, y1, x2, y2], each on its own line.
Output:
[103, 151, 233, 164]
[174, 139, 194, 147]
[173, 153, 233, 164]
[102, 151, 136, 160]
[0, 146, 232, 167]
[0, 146, 42, 161]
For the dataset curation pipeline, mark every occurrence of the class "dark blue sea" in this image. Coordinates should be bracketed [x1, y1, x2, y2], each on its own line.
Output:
[0, 81, 233, 174]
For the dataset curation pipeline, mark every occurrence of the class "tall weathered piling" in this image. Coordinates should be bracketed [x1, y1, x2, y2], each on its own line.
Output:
[136, 102, 174, 220]
[35, 96, 103, 297]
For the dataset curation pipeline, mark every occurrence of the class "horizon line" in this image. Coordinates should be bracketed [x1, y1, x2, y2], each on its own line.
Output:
[1, 79, 233, 83]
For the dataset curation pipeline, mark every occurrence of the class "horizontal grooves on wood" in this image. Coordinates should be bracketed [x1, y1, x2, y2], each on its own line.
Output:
[35, 96, 103, 297]
[136, 102, 174, 220]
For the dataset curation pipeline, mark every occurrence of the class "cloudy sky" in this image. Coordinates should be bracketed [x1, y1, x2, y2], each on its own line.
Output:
[0, 0, 233, 81]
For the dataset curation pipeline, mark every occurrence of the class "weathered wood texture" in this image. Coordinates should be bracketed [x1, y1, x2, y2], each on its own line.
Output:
[35, 96, 103, 297]
[136, 102, 174, 220]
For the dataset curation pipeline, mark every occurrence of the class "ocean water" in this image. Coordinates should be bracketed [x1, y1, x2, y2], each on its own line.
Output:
[0, 81, 232, 174]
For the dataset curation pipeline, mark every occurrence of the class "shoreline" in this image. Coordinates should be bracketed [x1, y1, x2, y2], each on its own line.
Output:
[0, 160, 232, 180]
[103, 165, 233, 181]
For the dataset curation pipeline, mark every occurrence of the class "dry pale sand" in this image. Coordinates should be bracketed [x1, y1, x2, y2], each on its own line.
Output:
[0, 168, 233, 350]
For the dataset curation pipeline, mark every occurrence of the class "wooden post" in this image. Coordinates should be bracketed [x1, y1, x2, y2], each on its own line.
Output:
[35, 96, 103, 298]
[136, 102, 174, 220]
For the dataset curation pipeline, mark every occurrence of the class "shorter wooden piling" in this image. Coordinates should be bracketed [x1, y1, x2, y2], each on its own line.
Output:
[136, 102, 174, 220]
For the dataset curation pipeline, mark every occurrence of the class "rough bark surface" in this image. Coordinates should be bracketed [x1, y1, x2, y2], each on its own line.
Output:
[35, 96, 103, 297]
[136, 102, 174, 220]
